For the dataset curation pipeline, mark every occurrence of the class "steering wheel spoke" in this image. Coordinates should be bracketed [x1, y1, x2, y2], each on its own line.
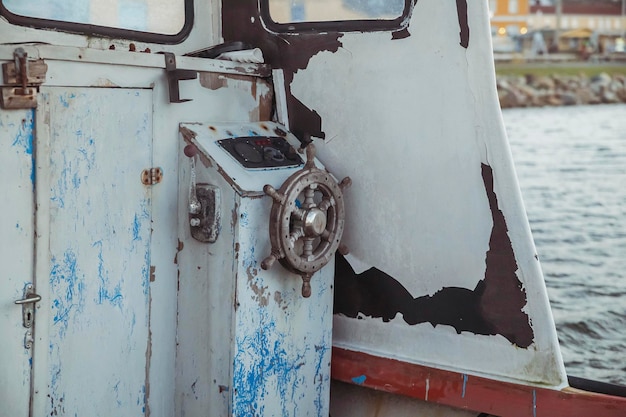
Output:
[318, 197, 335, 212]
[262, 143, 351, 297]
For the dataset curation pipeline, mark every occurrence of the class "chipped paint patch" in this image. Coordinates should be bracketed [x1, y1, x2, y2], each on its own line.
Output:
[351, 375, 367, 385]
[247, 266, 270, 307]
[462, 374, 468, 398]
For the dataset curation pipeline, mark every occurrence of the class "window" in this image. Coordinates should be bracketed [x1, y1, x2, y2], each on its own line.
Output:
[1, 0, 191, 43]
[265, 0, 408, 30]
[508, 0, 518, 14]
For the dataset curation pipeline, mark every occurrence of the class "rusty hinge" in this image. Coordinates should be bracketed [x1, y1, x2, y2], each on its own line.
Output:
[141, 167, 163, 186]
[1, 48, 48, 110]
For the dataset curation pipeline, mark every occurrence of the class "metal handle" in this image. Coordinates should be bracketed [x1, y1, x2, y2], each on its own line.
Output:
[15, 294, 41, 305]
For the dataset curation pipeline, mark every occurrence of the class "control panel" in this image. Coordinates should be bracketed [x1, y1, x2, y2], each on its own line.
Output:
[217, 136, 303, 169]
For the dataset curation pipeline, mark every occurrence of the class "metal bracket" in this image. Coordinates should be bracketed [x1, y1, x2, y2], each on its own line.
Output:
[163, 52, 197, 103]
[24, 330, 34, 350]
[190, 184, 221, 243]
[1, 48, 47, 109]
[141, 167, 163, 186]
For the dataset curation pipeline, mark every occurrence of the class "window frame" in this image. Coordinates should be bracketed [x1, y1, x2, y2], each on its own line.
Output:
[260, 0, 413, 34]
[0, 0, 194, 44]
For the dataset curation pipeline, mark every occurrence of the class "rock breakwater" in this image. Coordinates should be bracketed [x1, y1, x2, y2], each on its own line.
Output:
[497, 72, 626, 108]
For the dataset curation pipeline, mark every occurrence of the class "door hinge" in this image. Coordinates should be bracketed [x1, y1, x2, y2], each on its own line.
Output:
[1, 48, 48, 110]
[141, 167, 163, 186]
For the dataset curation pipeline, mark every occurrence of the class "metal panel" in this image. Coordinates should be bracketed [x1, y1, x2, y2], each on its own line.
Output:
[0, 108, 35, 417]
[34, 87, 153, 416]
[232, 196, 333, 417]
[177, 123, 334, 416]
[279, 0, 567, 386]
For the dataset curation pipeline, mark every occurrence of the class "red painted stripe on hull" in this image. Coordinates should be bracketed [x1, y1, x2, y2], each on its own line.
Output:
[331, 347, 626, 417]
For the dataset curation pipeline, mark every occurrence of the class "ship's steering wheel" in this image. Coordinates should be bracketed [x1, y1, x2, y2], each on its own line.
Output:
[261, 144, 351, 297]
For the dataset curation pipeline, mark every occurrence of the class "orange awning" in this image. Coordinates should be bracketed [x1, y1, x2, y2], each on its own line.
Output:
[559, 28, 593, 39]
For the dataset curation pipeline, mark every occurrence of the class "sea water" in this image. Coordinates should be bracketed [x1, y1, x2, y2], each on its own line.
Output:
[503, 104, 626, 385]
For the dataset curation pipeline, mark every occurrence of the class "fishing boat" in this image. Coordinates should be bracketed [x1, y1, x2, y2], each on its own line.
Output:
[1, 1, 624, 416]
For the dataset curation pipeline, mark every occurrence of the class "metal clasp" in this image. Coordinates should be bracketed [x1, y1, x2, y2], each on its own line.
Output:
[1, 48, 48, 109]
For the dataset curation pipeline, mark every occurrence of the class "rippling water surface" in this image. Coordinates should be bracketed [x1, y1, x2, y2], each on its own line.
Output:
[503, 104, 626, 385]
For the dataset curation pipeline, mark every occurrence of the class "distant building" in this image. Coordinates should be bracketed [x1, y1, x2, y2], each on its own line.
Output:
[490, 0, 531, 37]
[528, 0, 624, 35]
[527, 0, 625, 53]
[489, 0, 626, 54]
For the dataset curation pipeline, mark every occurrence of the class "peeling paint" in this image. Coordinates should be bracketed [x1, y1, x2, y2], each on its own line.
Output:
[247, 266, 270, 307]
[456, 0, 470, 48]
[334, 164, 533, 348]
[462, 374, 468, 398]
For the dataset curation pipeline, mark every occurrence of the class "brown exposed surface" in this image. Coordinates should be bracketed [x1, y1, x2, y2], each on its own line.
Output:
[222, 2, 344, 141]
[334, 164, 533, 348]
[479, 163, 533, 347]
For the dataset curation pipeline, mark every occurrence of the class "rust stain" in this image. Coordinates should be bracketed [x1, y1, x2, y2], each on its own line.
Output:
[179, 126, 197, 142]
[199, 73, 227, 90]
[274, 291, 287, 310]
[144, 291, 152, 417]
[258, 79, 273, 121]
[231, 205, 239, 231]
[174, 239, 184, 264]
[149, 265, 156, 282]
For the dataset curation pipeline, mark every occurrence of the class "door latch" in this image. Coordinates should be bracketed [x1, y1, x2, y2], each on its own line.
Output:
[1, 48, 47, 109]
[14, 283, 41, 328]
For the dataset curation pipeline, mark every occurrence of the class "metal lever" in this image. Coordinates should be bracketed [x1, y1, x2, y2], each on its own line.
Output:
[15, 294, 42, 305]
[15, 284, 40, 328]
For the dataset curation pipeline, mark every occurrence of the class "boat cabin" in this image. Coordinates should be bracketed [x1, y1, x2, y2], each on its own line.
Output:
[1, 1, 624, 416]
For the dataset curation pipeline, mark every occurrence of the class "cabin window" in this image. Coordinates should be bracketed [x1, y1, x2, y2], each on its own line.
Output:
[263, 0, 409, 31]
[1, 0, 191, 43]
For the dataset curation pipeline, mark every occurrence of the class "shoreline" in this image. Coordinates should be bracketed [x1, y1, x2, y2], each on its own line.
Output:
[496, 65, 626, 108]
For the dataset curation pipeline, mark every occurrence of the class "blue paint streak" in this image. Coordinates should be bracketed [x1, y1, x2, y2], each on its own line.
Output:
[93, 240, 124, 309]
[351, 375, 366, 385]
[58, 92, 76, 108]
[132, 214, 141, 241]
[50, 132, 96, 207]
[313, 342, 330, 416]
[11, 109, 35, 187]
[233, 314, 307, 417]
[462, 374, 468, 398]
[11, 110, 34, 155]
[533, 389, 537, 417]
[50, 249, 85, 338]
[141, 249, 151, 296]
